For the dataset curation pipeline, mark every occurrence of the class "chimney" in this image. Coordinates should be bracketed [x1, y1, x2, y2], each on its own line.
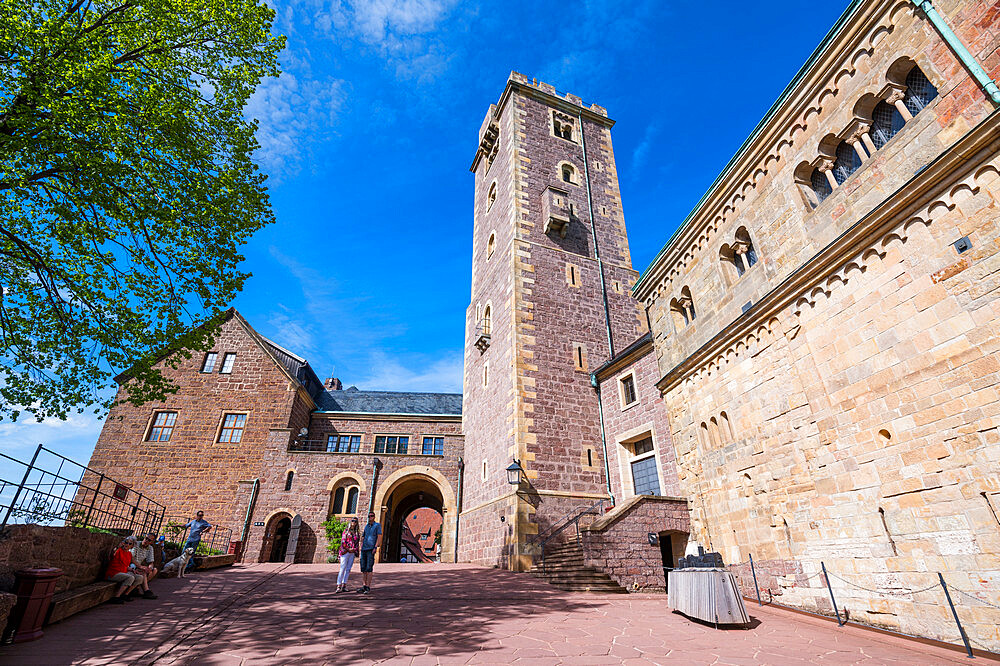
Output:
[324, 377, 342, 391]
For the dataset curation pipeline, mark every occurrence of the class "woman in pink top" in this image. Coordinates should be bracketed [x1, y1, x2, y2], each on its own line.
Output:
[336, 518, 361, 593]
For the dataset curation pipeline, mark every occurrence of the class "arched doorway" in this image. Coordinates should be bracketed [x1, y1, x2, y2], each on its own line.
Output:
[372, 467, 457, 564]
[270, 517, 291, 562]
[259, 510, 297, 563]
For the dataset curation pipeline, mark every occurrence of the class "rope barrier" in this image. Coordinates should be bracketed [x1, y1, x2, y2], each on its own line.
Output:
[949, 584, 1000, 611]
[827, 571, 939, 597]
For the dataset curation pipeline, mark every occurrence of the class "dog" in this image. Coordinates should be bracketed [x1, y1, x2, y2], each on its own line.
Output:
[162, 547, 195, 578]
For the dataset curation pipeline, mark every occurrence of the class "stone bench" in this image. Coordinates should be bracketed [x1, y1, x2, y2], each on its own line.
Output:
[46, 580, 117, 625]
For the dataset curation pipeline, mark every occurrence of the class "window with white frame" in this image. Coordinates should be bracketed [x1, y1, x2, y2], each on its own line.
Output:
[220, 352, 236, 374]
[201, 352, 218, 373]
[628, 436, 660, 496]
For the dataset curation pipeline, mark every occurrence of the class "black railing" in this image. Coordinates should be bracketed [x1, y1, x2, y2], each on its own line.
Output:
[529, 498, 605, 572]
[160, 516, 233, 556]
[0, 444, 165, 536]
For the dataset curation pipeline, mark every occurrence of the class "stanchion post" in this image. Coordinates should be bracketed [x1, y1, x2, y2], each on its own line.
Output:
[821, 561, 844, 626]
[938, 572, 974, 658]
[749, 553, 762, 606]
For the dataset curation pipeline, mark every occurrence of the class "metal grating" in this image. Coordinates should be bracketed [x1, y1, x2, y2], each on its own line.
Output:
[811, 168, 832, 203]
[871, 101, 905, 149]
[832, 141, 861, 184]
[904, 66, 938, 115]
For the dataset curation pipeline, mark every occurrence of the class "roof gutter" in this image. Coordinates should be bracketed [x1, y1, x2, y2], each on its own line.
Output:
[633, 0, 867, 297]
[912, 0, 1000, 106]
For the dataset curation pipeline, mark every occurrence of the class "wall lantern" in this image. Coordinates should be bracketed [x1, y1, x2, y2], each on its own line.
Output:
[506, 459, 524, 486]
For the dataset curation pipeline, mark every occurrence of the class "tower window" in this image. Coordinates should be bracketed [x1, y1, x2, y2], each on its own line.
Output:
[561, 164, 575, 183]
[566, 263, 580, 287]
[284, 471, 294, 491]
[573, 343, 587, 371]
[552, 112, 575, 142]
[487, 232, 496, 260]
[487, 181, 497, 211]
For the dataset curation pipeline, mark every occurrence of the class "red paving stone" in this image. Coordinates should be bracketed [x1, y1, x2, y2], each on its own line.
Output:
[0, 562, 986, 664]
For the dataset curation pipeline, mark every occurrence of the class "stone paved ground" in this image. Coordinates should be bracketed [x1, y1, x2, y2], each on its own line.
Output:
[1, 563, 985, 665]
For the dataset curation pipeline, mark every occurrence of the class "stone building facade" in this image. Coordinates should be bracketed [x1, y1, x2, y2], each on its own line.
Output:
[631, 0, 1000, 649]
[82, 0, 1000, 650]
[460, 73, 652, 572]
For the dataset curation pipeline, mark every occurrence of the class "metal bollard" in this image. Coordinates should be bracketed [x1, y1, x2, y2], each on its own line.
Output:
[749, 553, 762, 606]
[938, 572, 974, 659]
[821, 562, 844, 626]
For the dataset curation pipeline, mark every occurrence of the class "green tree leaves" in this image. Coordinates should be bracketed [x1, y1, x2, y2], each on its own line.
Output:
[0, 0, 284, 421]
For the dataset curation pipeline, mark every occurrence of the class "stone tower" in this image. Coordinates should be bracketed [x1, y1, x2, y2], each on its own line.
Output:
[460, 72, 646, 570]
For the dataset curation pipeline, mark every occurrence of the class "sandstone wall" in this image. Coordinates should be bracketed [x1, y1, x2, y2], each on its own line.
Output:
[581, 496, 688, 591]
[597, 342, 682, 504]
[0, 525, 119, 594]
[245, 414, 462, 564]
[634, 0, 1000, 650]
[86, 313, 311, 541]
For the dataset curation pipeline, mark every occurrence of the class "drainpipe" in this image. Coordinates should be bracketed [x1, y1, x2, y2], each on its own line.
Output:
[591, 373, 615, 506]
[578, 112, 616, 358]
[367, 457, 383, 515]
[912, 0, 1000, 106]
[237, 478, 259, 562]
[455, 457, 464, 563]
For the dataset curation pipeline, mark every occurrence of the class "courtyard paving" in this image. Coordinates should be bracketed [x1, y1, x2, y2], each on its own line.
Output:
[1, 562, 983, 665]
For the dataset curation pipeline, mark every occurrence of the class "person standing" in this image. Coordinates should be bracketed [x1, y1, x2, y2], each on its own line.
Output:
[335, 517, 360, 593]
[184, 511, 212, 553]
[357, 511, 382, 595]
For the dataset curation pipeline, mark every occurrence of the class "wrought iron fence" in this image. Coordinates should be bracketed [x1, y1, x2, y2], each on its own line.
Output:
[159, 516, 232, 556]
[0, 444, 165, 536]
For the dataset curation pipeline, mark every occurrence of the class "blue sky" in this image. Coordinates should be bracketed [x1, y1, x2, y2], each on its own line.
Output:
[2, 1, 848, 468]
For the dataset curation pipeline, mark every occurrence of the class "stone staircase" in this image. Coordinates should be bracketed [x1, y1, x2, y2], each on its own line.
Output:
[529, 540, 628, 594]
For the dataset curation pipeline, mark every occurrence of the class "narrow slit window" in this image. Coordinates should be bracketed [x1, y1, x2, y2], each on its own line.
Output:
[586, 449, 593, 466]
[284, 471, 294, 491]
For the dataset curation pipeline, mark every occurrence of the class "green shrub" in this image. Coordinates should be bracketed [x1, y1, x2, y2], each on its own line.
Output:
[321, 514, 348, 562]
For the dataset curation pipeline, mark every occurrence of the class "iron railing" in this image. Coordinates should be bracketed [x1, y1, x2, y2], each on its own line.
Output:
[529, 498, 605, 572]
[160, 516, 232, 556]
[0, 444, 165, 536]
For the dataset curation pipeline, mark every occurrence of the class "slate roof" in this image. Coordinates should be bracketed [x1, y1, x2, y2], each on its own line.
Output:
[316, 387, 463, 415]
[260, 336, 324, 400]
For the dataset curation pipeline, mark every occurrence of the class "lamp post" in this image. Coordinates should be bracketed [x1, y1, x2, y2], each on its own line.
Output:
[506, 459, 524, 486]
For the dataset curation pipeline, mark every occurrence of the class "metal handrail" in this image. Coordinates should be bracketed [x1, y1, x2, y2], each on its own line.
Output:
[531, 498, 605, 573]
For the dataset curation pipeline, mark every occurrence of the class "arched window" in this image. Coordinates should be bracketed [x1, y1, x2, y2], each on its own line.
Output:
[870, 101, 905, 149]
[561, 164, 575, 183]
[832, 141, 861, 184]
[332, 487, 345, 514]
[699, 422, 710, 448]
[810, 168, 832, 203]
[487, 182, 497, 211]
[903, 66, 938, 115]
[709, 417, 722, 447]
[284, 471, 294, 491]
[727, 227, 758, 278]
[486, 232, 495, 259]
[482, 304, 491, 335]
[720, 411, 734, 441]
[346, 487, 359, 514]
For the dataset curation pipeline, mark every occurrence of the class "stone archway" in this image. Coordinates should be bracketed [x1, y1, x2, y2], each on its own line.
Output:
[259, 508, 298, 563]
[372, 466, 457, 563]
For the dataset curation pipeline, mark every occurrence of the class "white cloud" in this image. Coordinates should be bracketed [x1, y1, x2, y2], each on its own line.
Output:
[357, 350, 463, 393]
[244, 72, 347, 175]
[326, 0, 457, 43]
[0, 413, 105, 486]
[631, 122, 660, 176]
